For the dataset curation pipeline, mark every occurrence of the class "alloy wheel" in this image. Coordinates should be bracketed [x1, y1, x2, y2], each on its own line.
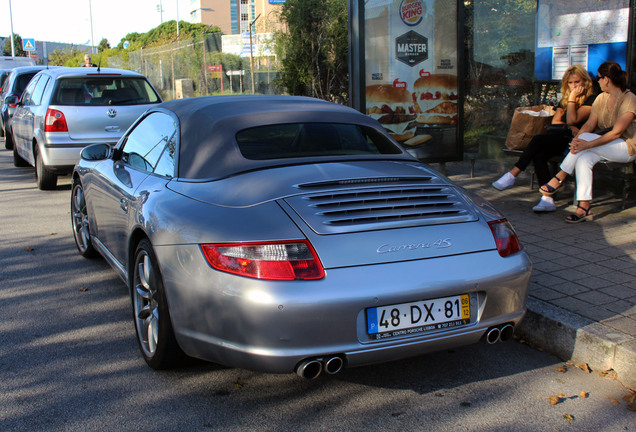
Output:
[133, 250, 160, 358]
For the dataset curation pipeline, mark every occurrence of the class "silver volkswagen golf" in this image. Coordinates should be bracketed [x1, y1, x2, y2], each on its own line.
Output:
[71, 95, 531, 379]
[11, 67, 161, 189]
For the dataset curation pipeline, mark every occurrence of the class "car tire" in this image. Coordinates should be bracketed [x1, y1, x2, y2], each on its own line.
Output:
[13, 138, 29, 167]
[71, 180, 98, 258]
[35, 147, 57, 190]
[131, 239, 184, 369]
[4, 128, 14, 150]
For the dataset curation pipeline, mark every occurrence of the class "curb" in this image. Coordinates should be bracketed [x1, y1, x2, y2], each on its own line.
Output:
[517, 297, 636, 389]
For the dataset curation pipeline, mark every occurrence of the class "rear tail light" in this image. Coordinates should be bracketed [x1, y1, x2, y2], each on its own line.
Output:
[488, 219, 522, 257]
[44, 108, 69, 132]
[201, 240, 325, 280]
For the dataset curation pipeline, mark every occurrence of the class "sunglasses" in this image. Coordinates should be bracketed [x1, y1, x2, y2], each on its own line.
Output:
[597, 75, 606, 80]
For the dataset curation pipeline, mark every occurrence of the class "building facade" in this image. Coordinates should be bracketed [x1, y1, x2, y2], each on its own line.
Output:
[189, 0, 284, 35]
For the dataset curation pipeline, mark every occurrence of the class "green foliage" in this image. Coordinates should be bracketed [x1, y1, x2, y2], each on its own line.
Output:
[115, 20, 221, 50]
[98, 38, 110, 53]
[3, 34, 26, 57]
[48, 47, 80, 66]
[274, 0, 349, 104]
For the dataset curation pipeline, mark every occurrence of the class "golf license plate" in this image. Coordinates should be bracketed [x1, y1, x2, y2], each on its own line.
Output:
[366, 294, 470, 340]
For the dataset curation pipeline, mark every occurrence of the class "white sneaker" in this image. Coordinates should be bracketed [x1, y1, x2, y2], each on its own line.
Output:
[532, 198, 556, 212]
[492, 172, 516, 190]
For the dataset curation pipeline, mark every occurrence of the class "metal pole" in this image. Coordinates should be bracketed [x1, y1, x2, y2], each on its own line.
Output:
[8, 0, 15, 57]
[176, 0, 180, 38]
[202, 33, 208, 95]
[89, 0, 95, 54]
[249, 14, 260, 95]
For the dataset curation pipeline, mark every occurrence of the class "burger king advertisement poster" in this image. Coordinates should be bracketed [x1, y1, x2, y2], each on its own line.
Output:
[363, 0, 460, 161]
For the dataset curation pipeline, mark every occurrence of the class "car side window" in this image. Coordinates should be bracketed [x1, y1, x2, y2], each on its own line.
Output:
[121, 112, 177, 175]
[154, 133, 177, 178]
[20, 75, 40, 106]
[30, 76, 49, 106]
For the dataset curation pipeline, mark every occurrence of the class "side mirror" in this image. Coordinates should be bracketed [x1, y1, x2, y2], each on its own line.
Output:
[5, 95, 19, 106]
[80, 143, 112, 161]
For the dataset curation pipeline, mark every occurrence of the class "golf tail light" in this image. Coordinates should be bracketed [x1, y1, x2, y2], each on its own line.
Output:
[488, 219, 521, 257]
[201, 240, 325, 280]
[44, 108, 68, 132]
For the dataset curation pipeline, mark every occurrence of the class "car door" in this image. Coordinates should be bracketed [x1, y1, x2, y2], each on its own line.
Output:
[12, 74, 41, 162]
[89, 111, 178, 265]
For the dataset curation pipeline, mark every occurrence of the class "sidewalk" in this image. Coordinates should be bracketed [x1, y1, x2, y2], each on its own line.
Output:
[441, 158, 636, 389]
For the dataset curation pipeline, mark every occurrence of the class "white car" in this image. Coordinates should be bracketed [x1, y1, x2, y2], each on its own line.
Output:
[11, 67, 162, 189]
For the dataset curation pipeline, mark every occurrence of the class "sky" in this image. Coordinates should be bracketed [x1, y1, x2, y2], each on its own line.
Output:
[1, 0, 191, 47]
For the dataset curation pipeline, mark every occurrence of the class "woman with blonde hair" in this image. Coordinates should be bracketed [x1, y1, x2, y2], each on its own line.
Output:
[539, 61, 636, 223]
[492, 64, 596, 212]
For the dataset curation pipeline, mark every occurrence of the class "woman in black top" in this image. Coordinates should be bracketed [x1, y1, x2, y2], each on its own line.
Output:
[492, 64, 596, 212]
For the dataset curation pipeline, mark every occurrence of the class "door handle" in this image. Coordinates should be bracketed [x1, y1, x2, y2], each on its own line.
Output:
[119, 197, 129, 213]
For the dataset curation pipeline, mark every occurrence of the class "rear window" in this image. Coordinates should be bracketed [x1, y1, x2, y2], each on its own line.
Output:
[52, 77, 160, 106]
[235, 123, 402, 160]
[16, 73, 38, 93]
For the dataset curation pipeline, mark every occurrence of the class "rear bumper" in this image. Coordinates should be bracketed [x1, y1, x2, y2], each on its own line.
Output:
[40, 138, 117, 172]
[155, 244, 532, 374]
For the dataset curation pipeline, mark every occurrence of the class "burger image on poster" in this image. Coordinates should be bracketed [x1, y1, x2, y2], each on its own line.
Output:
[366, 84, 418, 142]
[412, 73, 458, 124]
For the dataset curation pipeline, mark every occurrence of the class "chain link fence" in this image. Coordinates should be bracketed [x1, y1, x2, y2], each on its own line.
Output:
[108, 33, 282, 101]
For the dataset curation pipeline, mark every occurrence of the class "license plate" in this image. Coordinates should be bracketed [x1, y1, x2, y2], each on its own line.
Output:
[366, 294, 470, 339]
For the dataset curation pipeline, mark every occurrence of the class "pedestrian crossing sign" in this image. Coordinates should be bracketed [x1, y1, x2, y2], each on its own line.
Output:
[23, 38, 36, 51]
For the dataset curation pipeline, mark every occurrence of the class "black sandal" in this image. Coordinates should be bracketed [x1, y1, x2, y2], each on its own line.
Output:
[565, 204, 593, 224]
[539, 175, 564, 196]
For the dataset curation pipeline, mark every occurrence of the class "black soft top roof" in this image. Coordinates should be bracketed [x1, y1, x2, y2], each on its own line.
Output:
[152, 95, 414, 180]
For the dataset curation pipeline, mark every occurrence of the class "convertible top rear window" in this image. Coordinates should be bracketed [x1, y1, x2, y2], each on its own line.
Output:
[236, 123, 402, 160]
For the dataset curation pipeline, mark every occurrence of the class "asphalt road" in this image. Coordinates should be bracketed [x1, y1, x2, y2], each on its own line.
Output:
[0, 141, 634, 432]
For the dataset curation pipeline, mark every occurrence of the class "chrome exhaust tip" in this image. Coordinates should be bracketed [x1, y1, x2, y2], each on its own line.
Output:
[499, 324, 515, 342]
[324, 356, 344, 375]
[486, 327, 501, 344]
[296, 359, 323, 380]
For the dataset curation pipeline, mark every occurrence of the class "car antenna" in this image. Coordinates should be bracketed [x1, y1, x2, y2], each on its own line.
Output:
[97, 56, 101, 73]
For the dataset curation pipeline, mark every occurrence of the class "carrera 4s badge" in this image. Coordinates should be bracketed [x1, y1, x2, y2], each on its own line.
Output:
[377, 238, 452, 254]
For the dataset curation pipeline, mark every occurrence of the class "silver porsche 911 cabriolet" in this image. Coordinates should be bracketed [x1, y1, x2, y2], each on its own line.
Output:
[71, 95, 531, 379]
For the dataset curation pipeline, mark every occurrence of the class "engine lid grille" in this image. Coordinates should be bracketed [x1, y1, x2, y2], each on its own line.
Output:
[284, 185, 478, 234]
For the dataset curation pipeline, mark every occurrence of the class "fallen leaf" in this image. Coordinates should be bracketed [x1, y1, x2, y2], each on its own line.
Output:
[557, 393, 566, 398]
[579, 391, 589, 398]
[577, 363, 592, 373]
[605, 395, 620, 405]
[234, 380, 245, 389]
[49, 232, 57, 235]
[598, 371, 608, 377]
[79, 287, 88, 292]
[555, 366, 567, 373]
[627, 404, 636, 412]
[563, 414, 574, 423]
[622, 394, 636, 404]
[24, 247, 34, 252]
[547, 395, 563, 405]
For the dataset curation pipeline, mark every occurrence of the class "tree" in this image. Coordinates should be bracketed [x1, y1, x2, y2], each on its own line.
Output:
[274, 0, 349, 104]
[3, 34, 26, 57]
[98, 38, 110, 53]
[48, 48, 80, 66]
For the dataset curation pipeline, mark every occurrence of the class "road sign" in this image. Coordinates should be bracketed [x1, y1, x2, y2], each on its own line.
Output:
[23, 38, 36, 51]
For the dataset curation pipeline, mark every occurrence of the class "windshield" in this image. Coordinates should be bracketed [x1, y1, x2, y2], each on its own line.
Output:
[235, 123, 402, 160]
[52, 77, 160, 106]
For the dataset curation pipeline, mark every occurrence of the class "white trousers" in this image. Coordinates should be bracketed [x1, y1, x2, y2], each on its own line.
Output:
[560, 133, 636, 201]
